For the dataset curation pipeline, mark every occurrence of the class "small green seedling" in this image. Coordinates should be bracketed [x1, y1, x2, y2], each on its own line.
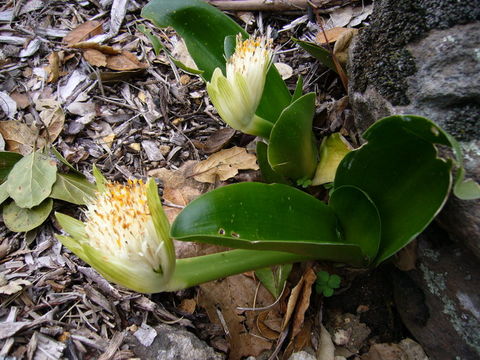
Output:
[315, 271, 341, 297]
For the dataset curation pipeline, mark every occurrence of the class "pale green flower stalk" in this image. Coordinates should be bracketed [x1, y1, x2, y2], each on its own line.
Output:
[207, 34, 274, 138]
[55, 179, 308, 294]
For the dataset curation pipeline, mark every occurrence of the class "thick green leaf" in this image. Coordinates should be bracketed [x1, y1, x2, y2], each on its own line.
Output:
[0, 182, 9, 205]
[142, 0, 246, 80]
[50, 173, 96, 205]
[256, 141, 289, 185]
[291, 75, 304, 103]
[0, 151, 22, 182]
[293, 38, 336, 72]
[329, 185, 380, 262]
[142, 0, 291, 123]
[268, 93, 318, 180]
[171, 182, 366, 266]
[6, 151, 57, 208]
[3, 198, 53, 232]
[255, 264, 292, 298]
[334, 115, 453, 264]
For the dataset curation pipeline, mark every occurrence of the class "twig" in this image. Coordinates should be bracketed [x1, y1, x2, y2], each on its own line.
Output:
[206, 0, 317, 11]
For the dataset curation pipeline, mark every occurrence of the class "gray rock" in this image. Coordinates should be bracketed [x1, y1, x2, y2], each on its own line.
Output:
[126, 323, 224, 360]
[288, 351, 316, 360]
[348, 0, 480, 260]
[392, 232, 480, 360]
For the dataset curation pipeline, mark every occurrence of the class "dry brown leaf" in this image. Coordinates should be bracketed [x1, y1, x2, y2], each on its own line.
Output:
[192, 146, 259, 183]
[198, 275, 275, 359]
[83, 49, 107, 67]
[256, 311, 280, 340]
[316, 27, 352, 44]
[291, 268, 316, 338]
[64, 20, 103, 45]
[0, 279, 31, 295]
[283, 320, 313, 359]
[69, 42, 121, 55]
[0, 120, 43, 154]
[36, 99, 65, 144]
[281, 267, 316, 337]
[192, 127, 236, 154]
[333, 28, 359, 65]
[178, 298, 196, 315]
[9, 92, 30, 109]
[148, 161, 208, 223]
[46, 52, 60, 83]
[106, 51, 149, 71]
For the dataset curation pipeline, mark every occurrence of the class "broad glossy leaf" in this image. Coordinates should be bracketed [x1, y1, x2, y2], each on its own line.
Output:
[334, 115, 452, 264]
[268, 93, 318, 180]
[329, 185, 380, 262]
[142, 0, 245, 80]
[291, 75, 303, 103]
[0, 151, 22, 182]
[171, 182, 366, 266]
[0, 182, 9, 204]
[256, 141, 289, 184]
[3, 198, 53, 232]
[50, 173, 96, 205]
[142, 0, 291, 123]
[293, 38, 335, 72]
[6, 151, 57, 208]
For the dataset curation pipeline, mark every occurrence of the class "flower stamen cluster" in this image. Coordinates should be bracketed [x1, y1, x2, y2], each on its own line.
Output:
[84, 180, 162, 271]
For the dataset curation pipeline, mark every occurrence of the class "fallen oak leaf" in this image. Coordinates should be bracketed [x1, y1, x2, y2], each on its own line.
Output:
[106, 50, 149, 71]
[316, 27, 352, 44]
[0, 120, 44, 155]
[69, 42, 121, 55]
[46, 52, 60, 83]
[192, 127, 236, 154]
[192, 146, 259, 184]
[83, 49, 107, 67]
[64, 20, 103, 46]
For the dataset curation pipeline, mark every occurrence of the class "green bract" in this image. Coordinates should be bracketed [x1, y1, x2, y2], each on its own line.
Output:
[206, 35, 274, 138]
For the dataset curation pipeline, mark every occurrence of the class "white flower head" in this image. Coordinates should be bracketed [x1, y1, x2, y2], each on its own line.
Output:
[207, 34, 274, 138]
[56, 179, 175, 293]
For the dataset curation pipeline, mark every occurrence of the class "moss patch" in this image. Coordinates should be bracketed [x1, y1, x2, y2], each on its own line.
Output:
[351, 0, 480, 105]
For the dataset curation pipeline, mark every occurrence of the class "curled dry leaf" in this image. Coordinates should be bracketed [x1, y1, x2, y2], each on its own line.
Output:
[0, 279, 31, 295]
[64, 20, 103, 45]
[192, 146, 259, 184]
[106, 51, 149, 71]
[198, 274, 275, 359]
[316, 27, 352, 44]
[333, 28, 359, 65]
[192, 127, 236, 154]
[148, 161, 207, 223]
[83, 49, 107, 67]
[46, 52, 60, 83]
[256, 311, 280, 340]
[35, 99, 65, 144]
[69, 42, 121, 55]
[0, 120, 43, 155]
